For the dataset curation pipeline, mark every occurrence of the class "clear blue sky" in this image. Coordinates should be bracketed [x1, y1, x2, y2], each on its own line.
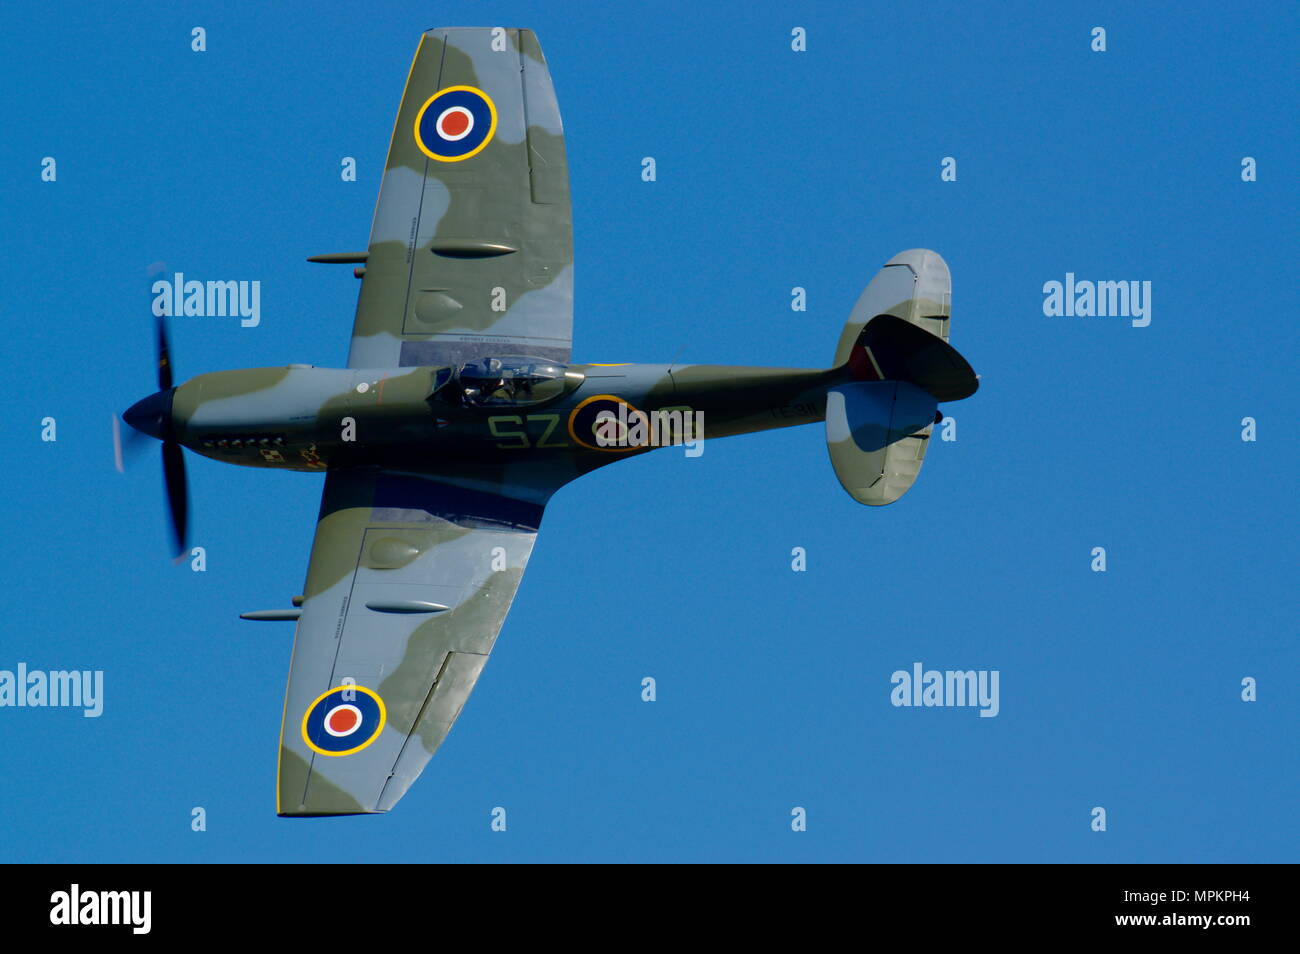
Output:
[1, 0, 1295, 862]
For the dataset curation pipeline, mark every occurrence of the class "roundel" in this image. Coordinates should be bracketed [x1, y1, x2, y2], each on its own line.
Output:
[568, 395, 648, 452]
[414, 86, 498, 162]
[301, 685, 386, 757]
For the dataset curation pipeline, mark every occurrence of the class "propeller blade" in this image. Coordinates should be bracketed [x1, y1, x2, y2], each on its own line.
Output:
[113, 414, 125, 474]
[114, 411, 152, 472]
[162, 440, 188, 558]
[156, 315, 173, 391]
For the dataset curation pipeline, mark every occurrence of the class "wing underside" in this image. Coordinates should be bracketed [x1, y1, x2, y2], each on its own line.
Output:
[276, 468, 545, 816]
[347, 27, 573, 370]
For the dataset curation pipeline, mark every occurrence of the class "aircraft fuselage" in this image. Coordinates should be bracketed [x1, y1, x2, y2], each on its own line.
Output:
[133, 361, 843, 476]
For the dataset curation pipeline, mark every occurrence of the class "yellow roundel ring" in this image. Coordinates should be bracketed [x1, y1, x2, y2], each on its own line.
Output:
[301, 684, 387, 757]
[413, 85, 498, 162]
[568, 394, 649, 452]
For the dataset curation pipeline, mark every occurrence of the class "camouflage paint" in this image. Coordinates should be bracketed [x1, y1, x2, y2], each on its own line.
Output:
[122, 29, 979, 816]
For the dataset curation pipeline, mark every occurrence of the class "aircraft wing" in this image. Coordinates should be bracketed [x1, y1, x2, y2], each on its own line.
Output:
[276, 468, 546, 816]
[347, 27, 573, 370]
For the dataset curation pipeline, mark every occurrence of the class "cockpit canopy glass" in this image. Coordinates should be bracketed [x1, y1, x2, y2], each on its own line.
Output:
[457, 356, 571, 407]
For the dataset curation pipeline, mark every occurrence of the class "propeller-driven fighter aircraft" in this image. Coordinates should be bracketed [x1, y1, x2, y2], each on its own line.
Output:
[122, 28, 979, 816]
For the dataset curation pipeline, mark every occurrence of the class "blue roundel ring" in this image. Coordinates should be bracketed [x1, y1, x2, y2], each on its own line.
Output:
[413, 86, 498, 162]
[301, 685, 386, 757]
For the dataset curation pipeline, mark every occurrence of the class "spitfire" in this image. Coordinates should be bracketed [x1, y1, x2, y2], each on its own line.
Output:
[120, 28, 979, 816]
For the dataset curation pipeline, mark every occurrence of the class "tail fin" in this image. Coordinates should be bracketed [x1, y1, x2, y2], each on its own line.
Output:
[833, 248, 953, 361]
[826, 249, 977, 506]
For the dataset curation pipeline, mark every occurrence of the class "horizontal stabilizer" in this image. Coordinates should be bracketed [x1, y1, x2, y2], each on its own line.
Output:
[847, 314, 978, 402]
[826, 381, 938, 506]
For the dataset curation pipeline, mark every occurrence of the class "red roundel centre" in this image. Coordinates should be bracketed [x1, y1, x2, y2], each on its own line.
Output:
[440, 110, 470, 137]
[328, 707, 359, 734]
